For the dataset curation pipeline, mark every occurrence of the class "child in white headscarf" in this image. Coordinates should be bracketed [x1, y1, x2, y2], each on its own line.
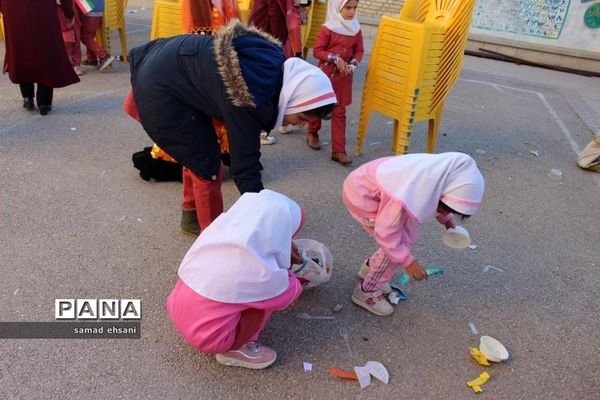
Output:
[342, 152, 485, 316]
[166, 189, 305, 369]
[306, 0, 364, 164]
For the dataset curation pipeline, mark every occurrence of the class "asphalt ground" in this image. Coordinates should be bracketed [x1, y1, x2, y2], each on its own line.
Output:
[1, 3, 599, 399]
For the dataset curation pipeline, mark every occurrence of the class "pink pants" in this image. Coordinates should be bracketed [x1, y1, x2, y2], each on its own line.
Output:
[182, 165, 224, 230]
[80, 14, 108, 61]
[308, 103, 347, 153]
[350, 211, 404, 292]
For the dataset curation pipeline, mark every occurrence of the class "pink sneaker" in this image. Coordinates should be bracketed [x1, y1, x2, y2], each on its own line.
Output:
[215, 341, 277, 369]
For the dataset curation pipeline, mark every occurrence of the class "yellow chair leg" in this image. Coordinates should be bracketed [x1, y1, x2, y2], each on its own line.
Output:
[426, 103, 444, 153]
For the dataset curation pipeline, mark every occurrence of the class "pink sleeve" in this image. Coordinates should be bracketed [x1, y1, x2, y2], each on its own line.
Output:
[247, 273, 303, 312]
[373, 193, 416, 266]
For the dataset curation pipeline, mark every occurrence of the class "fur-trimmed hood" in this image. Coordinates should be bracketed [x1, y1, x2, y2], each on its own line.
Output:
[213, 20, 284, 108]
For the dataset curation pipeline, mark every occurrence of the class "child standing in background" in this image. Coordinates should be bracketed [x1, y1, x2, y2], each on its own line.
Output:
[307, 0, 363, 164]
[167, 189, 305, 369]
[78, 0, 115, 71]
[342, 153, 485, 316]
[57, 0, 84, 75]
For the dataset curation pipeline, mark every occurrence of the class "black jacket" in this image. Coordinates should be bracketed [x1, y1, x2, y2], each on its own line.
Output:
[129, 21, 284, 194]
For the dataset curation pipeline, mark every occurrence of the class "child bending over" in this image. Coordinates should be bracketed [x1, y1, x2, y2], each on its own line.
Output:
[167, 189, 305, 369]
[343, 152, 485, 316]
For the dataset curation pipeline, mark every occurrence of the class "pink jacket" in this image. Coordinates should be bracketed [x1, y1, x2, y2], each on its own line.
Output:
[342, 157, 452, 266]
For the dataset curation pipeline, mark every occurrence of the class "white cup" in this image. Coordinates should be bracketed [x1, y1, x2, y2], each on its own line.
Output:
[442, 225, 471, 249]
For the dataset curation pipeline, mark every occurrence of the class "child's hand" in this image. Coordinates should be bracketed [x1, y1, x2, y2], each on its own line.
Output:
[405, 259, 427, 281]
[291, 242, 302, 266]
[334, 57, 348, 75]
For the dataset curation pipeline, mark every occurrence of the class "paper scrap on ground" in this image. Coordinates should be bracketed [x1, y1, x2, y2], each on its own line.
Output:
[469, 347, 490, 366]
[296, 312, 335, 320]
[333, 304, 343, 313]
[469, 322, 479, 335]
[354, 361, 389, 389]
[483, 265, 504, 273]
[529, 149, 539, 157]
[469, 244, 478, 250]
[303, 362, 313, 371]
[388, 291, 401, 304]
[466, 372, 490, 393]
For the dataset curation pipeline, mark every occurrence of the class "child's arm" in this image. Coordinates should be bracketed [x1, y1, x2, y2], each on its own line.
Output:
[312, 26, 334, 64]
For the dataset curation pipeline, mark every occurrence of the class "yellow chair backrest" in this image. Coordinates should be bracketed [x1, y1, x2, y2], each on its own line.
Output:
[301, 0, 328, 58]
[238, 0, 252, 23]
[355, 0, 475, 155]
[97, 0, 129, 61]
[150, 0, 184, 40]
[0, 14, 4, 39]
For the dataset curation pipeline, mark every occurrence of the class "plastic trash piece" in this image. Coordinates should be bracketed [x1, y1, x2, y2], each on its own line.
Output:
[329, 367, 358, 380]
[389, 284, 408, 299]
[426, 268, 444, 276]
[469, 347, 490, 366]
[395, 273, 411, 285]
[353, 361, 390, 388]
[366, 361, 389, 384]
[466, 371, 490, 393]
[296, 313, 335, 320]
[469, 322, 479, 335]
[468, 244, 478, 250]
[479, 336, 509, 362]
[529, 149, 539, 157]
[548, 168, 563, 179]
[483, 265, 504, 273]
[442, 226, 471, 249]
[354, 365, 371, 388]
[388, 291, 401, 304]
[303, 362, 313, 371]
[339, 326, 353, 357]
[333, 304, 343, 313]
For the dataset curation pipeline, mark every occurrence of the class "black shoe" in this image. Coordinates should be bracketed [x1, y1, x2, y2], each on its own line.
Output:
[23, 98, 34, 111]
[39, 104, 52, 116]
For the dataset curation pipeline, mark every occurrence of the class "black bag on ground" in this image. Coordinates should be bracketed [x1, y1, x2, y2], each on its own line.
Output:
[132, 147, 183, 182]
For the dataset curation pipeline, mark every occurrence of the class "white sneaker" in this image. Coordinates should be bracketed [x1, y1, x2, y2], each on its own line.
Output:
[352, 282, 394, 316]
[278, 124, 299, 134]
[215, 341, 277, 369]
[260, 131, 276, 145]
[357, 260, 392, 295]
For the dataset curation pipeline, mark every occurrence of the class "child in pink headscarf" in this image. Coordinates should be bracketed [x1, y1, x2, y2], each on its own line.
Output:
[167, 189, 305, 369]
[306, 0, 364, 164]
[343, 152, 485, 316]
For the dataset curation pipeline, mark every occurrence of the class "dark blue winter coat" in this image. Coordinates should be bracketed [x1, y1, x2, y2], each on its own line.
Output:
[129, 21, 284, 194]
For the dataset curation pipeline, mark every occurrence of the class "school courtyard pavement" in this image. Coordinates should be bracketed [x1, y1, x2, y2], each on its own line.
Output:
[1, 2, 599, 399]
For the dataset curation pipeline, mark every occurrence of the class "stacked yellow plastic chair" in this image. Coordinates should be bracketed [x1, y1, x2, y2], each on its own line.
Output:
[301, 0, 328, 59]
[355, 0, 476, 155]
[96, 0, 129, 61]
[150, 0, 184, 39]
[0, 14, 4, 39]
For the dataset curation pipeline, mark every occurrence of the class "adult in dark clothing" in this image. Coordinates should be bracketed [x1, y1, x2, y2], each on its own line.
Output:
[127, 20, 336, 235]
[0, 0, 80, 115]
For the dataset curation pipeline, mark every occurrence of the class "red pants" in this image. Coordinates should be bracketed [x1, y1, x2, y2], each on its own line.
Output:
[182, 165, 224, 230]
[80, 14, 108, 61]
[308, 104, 347, 153]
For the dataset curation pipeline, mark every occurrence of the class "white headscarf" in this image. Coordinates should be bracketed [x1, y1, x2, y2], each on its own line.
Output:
[375, 152, 485, 224]
[178, 189, 304, 303]
[275, 58, 337, 128]
[324, 0, 361, 36]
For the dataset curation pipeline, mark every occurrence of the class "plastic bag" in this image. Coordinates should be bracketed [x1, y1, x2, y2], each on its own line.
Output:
[291, 239, 333, 289]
